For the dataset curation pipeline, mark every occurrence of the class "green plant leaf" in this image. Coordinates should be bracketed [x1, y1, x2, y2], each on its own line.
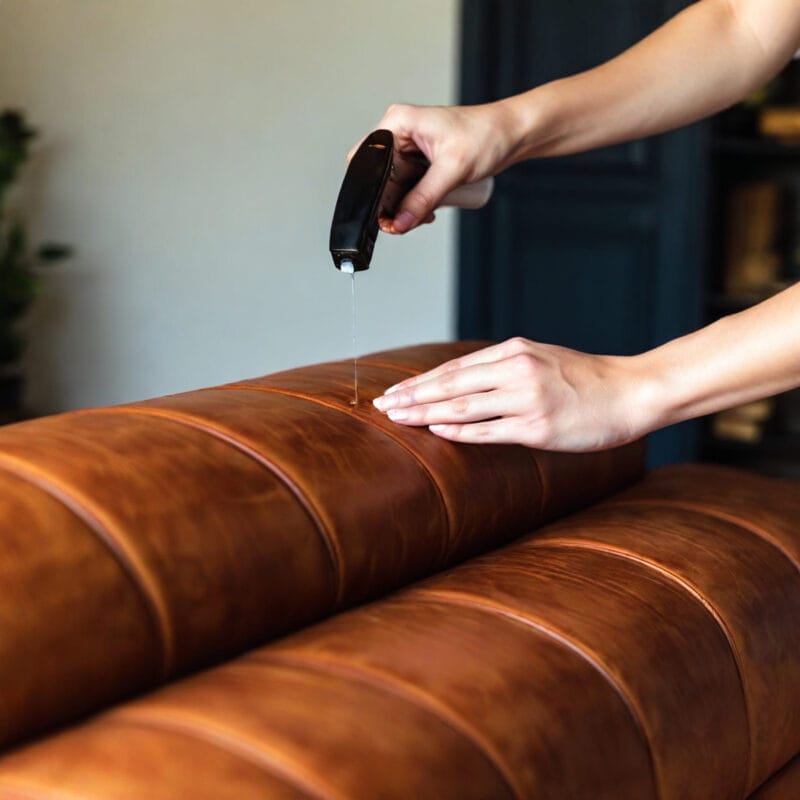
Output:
[37, 242, 73, 262]
[0, 108, 68, 366]
[0, 110, 37, 205]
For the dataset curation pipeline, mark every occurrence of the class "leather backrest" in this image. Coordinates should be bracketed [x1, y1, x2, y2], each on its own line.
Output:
[0, 342, 644, 749]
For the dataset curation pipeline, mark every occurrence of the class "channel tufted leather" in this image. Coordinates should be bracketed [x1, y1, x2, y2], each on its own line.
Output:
[0, 342, 642, 754]
[0, 343, 798, 799]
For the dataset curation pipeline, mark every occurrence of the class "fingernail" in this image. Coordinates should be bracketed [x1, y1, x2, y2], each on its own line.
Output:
[393, 211, 416, 233]
[384, 384, 402, 395]
[387, 408, 408, 422]
[373, 396, 389, 411]
[429, 424, 446, 432]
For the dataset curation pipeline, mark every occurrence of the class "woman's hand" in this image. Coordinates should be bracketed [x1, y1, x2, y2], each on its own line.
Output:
[349, 0, 800, 237]
[348, 101, 525, 234]
[372, 337, 652, 452]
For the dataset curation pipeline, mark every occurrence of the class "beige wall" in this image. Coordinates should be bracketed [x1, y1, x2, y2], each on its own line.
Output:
[0, 0, 458, 412]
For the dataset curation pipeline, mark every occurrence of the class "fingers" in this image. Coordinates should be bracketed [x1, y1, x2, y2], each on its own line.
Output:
[378, 106, 463, 233]
[391, 162, 460, 234]
[379, 212, 434, 234]
[381, 389, 515, 427]
[382, 352, 493, 396]
[428, 417, 522, 445]
[347, 102, 417, 166]
[348, 103, 473, 234]
[374, 360, 510, 412]
[382, 339, 530, 397]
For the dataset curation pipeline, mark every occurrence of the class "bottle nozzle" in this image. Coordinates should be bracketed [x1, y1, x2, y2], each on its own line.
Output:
[329, 130, 494, 273]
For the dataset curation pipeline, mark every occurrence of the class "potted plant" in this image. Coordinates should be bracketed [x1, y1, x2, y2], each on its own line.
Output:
[0, 109, 71, 421]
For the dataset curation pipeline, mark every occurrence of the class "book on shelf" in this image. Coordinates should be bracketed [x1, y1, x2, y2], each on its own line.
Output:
[759, 106, 800, 143]
[723, 182, 784, 295]
[712, 399, 774, 445]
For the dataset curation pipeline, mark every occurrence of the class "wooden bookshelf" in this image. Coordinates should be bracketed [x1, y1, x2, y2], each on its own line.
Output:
[702, 82, 800, 476]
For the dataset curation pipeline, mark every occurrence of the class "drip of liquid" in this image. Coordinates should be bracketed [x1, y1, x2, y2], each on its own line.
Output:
[340, 260, 358, 405]
[350, 271, 358, 405]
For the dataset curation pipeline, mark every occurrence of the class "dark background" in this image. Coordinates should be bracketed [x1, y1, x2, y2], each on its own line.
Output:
[458, 0, 800, 474]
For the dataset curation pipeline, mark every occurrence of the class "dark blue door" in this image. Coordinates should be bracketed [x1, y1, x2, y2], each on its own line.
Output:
[459, 0, 709, 465]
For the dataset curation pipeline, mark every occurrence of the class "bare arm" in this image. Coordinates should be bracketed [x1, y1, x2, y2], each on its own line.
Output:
[505, 0, 800, 161]
[368, 0, 800, 451]
[370, 0, 800, 233]
[372, 283, 800, 451]
[643, 281, 800, 429]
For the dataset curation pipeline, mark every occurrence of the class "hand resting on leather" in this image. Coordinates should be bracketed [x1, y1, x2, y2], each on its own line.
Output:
[373, 338, 640, 451]
[374, 280, 800, 451]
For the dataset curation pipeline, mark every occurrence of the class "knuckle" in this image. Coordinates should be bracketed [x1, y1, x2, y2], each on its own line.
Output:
[474, 424, 494, 441]
[450, 396, 470, 417]
[409, 186, 436, 213]
[502, 337, 528, 357]
[401, 389, 417, 406]
[383, 102, 402, 118]
[438, 369, 457, 393]
[383, 103, 414, 124]
[442, 357, 464, 375]
[412, 407, 428, 424]
[510, 352, 538, 379]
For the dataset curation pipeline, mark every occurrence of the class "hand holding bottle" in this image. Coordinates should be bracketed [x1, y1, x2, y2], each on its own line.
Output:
[348, 102, 522, 233]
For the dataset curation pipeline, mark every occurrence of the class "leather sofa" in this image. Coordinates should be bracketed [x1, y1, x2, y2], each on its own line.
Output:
[0, 341, 798, 799]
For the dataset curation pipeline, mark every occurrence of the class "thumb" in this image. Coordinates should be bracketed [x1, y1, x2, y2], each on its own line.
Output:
[391, 162, 460, 234]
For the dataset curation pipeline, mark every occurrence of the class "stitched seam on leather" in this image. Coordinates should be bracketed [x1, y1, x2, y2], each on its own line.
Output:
[358, 341, 494, 371]
[251, 651, 521, 799]
[413, 587, 662, 800]
[748, 749, 800, 797]
[112, 711, 340, 800]
[0, 456, 171, 678]
[84, 406, 344, 605]
[343, 359, 417, 374]
[579, 496, 800, 794]
[604, 498, 800, 579]
[527, 537, 754, 795]
[211, 385, 456, 566]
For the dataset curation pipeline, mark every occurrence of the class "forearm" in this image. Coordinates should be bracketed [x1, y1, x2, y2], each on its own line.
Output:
[498, 0, 800, 162]
[636, 282, 800, 432]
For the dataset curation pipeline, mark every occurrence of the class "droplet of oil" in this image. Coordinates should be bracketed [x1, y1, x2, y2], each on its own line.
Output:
[350, 270, 358, 406]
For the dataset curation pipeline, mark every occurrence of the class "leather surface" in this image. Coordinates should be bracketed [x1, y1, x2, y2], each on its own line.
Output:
[749, 753, 800, 799]
[0, 341, 644, 753]
[539, 464, 800, 794]
[1, 463, 798, 799]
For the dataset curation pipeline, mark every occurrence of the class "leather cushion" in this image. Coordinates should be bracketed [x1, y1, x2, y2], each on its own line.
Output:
[0, 341, 644, 750]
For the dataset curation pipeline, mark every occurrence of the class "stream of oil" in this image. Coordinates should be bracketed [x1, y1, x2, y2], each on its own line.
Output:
[350, 272, 358, 406]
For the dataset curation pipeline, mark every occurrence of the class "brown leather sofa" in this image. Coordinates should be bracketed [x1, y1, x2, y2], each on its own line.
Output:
[0, 342, 798, 799]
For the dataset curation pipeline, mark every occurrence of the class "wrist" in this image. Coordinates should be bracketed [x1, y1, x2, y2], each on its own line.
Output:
[624, 321, 728, 435]
[491, 84, 562, 166]
[613, 350, 677, 440]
